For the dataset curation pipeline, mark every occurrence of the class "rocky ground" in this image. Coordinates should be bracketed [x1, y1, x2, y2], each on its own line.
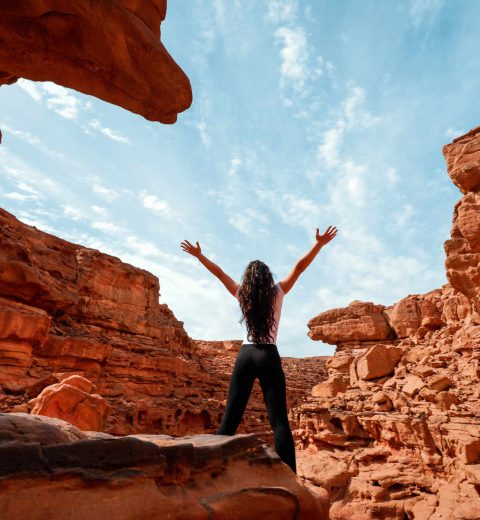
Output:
[0, 413, 328, 519]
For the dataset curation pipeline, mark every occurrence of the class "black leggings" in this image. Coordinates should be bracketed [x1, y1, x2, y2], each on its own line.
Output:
[215, 343, 297, 474]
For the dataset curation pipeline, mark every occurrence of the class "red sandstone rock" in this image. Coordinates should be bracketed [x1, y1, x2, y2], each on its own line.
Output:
[0, 207, 205, 436]
[385, 293, 444, 338]
[294, 127, 480, 518]
[312, 375, 349, 398]
[29, 375, 110, 431]
[355, 344, 403, 380]
[0, 0, 192, 123]
[0, 413, 329, 520]
[443, 126, 480, 194]
[307, 301, 392, 344]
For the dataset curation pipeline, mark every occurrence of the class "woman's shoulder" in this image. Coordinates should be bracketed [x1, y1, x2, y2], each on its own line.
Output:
[275, 281, 285, 296]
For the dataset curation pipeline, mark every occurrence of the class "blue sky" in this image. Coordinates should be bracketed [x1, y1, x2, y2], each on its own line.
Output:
[0, 0, 478, 357]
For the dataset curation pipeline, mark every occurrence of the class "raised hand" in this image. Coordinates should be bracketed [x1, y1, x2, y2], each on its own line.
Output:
[316, 225, 338, 246]
[180, 239, 202, 258]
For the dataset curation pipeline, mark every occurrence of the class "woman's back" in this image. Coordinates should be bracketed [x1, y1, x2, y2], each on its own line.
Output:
[235, 281, 284, 345]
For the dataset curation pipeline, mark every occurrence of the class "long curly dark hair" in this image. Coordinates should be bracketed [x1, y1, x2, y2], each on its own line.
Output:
[238, 260, 277, 344]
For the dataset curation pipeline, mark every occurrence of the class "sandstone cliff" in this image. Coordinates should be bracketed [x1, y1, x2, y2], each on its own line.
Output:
[0, 0, 192, 123]
[294, 127, 480, 519]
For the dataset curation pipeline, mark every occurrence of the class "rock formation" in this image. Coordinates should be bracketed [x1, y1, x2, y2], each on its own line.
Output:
[29, 374, 110, 431]
[0, 413, 329, 519]
[0, 0, 192, 123]
[0, 206, 207, 437]
[293, 127, 480, 519]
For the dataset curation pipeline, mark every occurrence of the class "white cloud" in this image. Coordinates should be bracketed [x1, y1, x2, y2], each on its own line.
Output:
[316, 85, 379, 172]
[92, 205, 108, 217]
[93, 184, 120, 202]
[91, 221, 126, 234]
[0, 122, 67, 159]
[394, 203, 416, 228]
[274, 26, 309, 94]
[62, 205, 84, 221]
[343, 86, 380, 129]
[409, 0, 445, 27]
[229, 208, 270, 235]
[318, 126, 344, 168]
[138, 191, 177, 220]
[194, 120, 211, 147]
[17, 79, 42, 101]
[16, 181, 40, 195]
[17, 79, 87, 119]
[228, 155, 241, 177]
[85, 119, 131, 144]
[4, 191, 38, 202]
[386, 167, 399, 186]
[0, 148, 59, 198]
[267, 0, 298, 24]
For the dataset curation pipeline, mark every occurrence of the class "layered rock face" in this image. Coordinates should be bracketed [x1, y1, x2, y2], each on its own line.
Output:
[0, 207, 212, 436]
[0, 0, 192, 123]
[0, 413, 329, 519]
[293, 128, 480, 519]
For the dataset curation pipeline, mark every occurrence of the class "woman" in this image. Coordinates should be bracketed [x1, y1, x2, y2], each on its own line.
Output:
[180, 225, 338, 474]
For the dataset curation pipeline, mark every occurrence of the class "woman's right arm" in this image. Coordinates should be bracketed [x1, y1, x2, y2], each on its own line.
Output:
[280, 226, 338, 294]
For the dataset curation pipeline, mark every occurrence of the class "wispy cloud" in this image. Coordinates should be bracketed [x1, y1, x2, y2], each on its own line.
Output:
[62, 205, 84, 221]
[274, 26, 310, 96]
[138, 191, 178, 220]
[84, 119, 131, 144]
[18, 79, 89, 120]
[229, 208, 270, 235]
[409, 0, 445, 27]
[93, 184, 120, 202]
[0, 122, 67, 159]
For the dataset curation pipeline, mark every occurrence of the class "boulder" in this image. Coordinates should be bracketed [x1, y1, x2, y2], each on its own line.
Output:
[29, 375, 110, 431]
[356, 344, 403, 380]
[308, 301, 391, 344]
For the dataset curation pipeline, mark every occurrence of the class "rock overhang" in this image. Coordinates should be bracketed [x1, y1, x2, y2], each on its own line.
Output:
[0, 0, 192, 123]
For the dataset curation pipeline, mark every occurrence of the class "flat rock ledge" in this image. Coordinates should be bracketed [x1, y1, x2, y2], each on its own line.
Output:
[0, 413, 328, 520]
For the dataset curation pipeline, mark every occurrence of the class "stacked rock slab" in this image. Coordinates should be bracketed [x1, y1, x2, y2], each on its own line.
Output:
[292, 127, 480, 519]
[0, 413, 329, 519]
[0, 0, 192, 123]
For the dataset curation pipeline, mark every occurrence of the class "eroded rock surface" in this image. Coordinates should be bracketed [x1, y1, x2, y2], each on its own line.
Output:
[0, 0, 192, 123]
[29, 374, 110, 431]
[294, 127, 480, 519]
[0, 207, 207, 436]
[0, 413, 328, 520]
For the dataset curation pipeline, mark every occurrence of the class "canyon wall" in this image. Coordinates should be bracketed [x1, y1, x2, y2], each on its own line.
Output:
[0, 0, 192, 123]
[292, 127, 480, 519]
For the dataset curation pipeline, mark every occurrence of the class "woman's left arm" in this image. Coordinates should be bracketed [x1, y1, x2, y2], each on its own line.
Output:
[180, 240, 239, 296]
